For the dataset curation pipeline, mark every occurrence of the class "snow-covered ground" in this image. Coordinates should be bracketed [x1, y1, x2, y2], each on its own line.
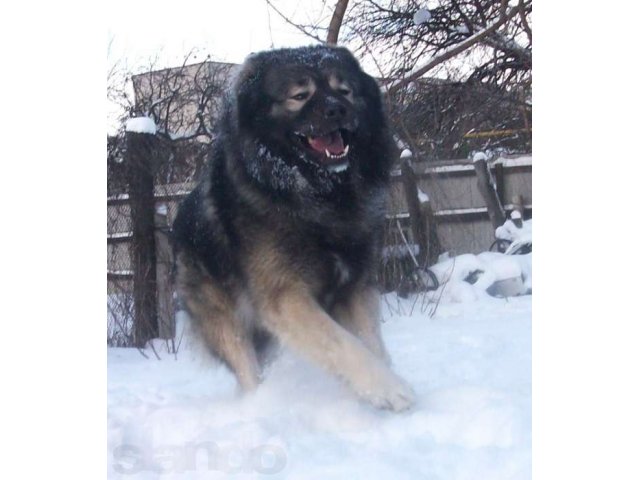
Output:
[108, 293, 531, 479]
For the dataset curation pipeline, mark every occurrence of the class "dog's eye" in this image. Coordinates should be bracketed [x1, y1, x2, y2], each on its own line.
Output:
[338, 87, 351, 96]
[291, 92, 310, 101]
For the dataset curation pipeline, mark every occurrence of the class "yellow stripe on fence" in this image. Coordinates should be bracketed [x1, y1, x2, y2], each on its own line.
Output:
[464, 128, 532, 138]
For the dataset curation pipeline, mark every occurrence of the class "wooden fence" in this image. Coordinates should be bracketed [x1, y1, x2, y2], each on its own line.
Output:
[107, 152, 531, 345]
[389, 154, 532, 255]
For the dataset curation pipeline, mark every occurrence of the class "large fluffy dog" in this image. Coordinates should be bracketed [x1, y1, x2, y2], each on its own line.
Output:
[173, 45, 415, 411]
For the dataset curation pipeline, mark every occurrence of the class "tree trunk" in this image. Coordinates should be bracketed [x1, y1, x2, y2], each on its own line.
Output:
[327, 0, 350, 44]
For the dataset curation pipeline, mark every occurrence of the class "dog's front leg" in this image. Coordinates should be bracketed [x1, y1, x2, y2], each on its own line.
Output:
[259, 290, 415, 411]
[332, 286, 391, 365]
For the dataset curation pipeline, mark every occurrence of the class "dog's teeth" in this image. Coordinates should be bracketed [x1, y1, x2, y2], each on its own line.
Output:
[325, 145, 350, 160]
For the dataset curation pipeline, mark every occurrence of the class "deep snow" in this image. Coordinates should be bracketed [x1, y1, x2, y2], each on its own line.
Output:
[108, 293, 531, 479]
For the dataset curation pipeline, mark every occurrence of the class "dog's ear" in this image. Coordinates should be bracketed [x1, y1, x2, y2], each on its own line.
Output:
[359, 73, 384, 111]
[354, 66, 397, 174]
[230, 52, 268, 129]
[330, 46, 385, 116]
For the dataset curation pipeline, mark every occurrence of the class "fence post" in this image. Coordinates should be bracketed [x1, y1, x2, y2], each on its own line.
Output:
[473, 154, 506, 229]
[494, 161, 505, 204]
[155, 205, 175, 340]
[420, 197, 442, 266]
[400, 157, 430, 266]
[126, 131, 159, 347]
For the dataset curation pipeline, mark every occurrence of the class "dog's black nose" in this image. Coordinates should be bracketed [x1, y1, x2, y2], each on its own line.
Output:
[324, 98, 347, 120]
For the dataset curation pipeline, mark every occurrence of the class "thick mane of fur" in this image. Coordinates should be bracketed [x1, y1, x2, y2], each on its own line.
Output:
[174, 44, 396, 285]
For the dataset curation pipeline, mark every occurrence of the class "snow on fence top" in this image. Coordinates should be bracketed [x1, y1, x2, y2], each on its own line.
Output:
[400, 149, 413, 159]
[125, 116, 157, 135]
[472, 152, 488, 162]
[497, 155, 532, 167]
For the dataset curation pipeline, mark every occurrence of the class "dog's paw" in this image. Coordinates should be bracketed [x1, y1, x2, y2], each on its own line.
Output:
[354, 368, 416, 412]
[371, 377, 416, 412]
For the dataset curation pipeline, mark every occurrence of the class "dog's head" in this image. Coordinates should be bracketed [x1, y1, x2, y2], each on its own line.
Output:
[227, 45, 393, 188]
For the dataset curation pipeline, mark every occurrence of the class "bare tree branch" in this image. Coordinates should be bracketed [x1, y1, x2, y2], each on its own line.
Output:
[387, 4, 522, 94]
[519, 0, 532, 44]
[264, 0, 326, 43]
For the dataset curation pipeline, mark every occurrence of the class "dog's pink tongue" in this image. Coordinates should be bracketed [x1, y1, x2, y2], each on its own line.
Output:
[308, 131, 344, 155]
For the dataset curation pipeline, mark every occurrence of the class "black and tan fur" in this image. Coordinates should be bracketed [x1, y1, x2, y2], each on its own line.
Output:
[173, 45, 414, 411]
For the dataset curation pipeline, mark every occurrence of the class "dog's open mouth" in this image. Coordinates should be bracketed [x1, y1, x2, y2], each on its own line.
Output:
[294, 129, 351, 168]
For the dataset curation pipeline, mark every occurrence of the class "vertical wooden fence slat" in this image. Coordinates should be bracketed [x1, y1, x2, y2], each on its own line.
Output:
[420, 198, 442, 266]
[155, 208, 175, 340]
[494, 162, 505, 204]
[473, 157, 506, 230]
[401, 160, 430, 266]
